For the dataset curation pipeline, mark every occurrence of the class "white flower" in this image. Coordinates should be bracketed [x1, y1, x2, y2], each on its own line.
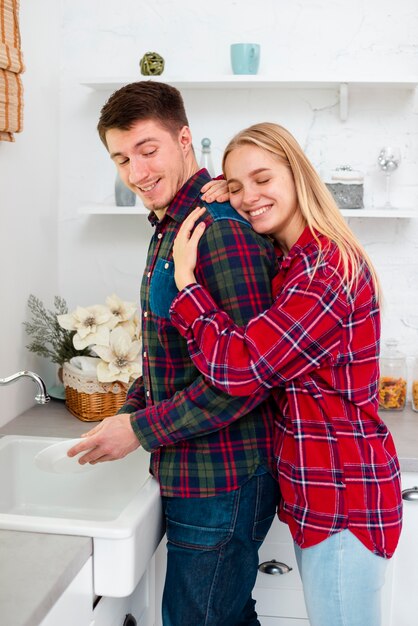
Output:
[105, 294, 137, 329]
[57, 294, 141, 384]
[57, 305, 111, 350]
[118, 313, 141, 340]
[94, 326, 141, 383]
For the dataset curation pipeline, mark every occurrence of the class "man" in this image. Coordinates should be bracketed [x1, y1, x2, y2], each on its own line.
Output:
[70, 81, 279, 626]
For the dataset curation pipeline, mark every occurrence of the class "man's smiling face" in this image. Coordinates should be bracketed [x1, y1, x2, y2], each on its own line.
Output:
[106, 119, 193, 220]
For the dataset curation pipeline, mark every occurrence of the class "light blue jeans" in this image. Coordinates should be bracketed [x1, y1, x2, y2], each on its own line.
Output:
[294, 529, 388, 626]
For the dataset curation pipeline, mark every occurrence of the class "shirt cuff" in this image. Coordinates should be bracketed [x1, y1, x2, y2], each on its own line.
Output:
[169, 283, 219, 336]
[129, 413, 152, 451]
[129, 404, 183, 452]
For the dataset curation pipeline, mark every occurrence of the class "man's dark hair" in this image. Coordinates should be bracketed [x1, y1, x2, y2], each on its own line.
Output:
[97, 81, 190, 148]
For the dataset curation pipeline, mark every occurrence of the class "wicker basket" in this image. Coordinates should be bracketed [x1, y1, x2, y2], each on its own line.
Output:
[62, 361, 128, 422]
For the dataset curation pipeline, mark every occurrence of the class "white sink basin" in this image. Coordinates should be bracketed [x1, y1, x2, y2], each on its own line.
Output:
[0, 435, 163, 596]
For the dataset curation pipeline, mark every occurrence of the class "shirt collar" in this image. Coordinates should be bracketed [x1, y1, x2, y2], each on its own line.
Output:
[147, 169, 211, 227]
[278, 226, 324, 268]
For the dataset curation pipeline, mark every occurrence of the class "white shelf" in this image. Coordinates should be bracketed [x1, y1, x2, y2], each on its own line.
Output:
[78, 203, 416, 219]
[81, 76, 418, 91]
[78, 203, 148, 215]
[341, 207, 417, 218]
[81, 75, 417, 122]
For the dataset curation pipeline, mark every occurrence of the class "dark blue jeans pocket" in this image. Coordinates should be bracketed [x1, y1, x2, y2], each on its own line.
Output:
[252, 469, 280, 542]
[149, 257, 179, 319]
[162, 490, 239, 550]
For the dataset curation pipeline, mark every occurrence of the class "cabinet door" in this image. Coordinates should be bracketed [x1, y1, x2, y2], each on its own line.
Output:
[389, 472, 418, 626]
[92, 560, 155, 626]
[254, 518, 308, 621]
[41, 557, 93, 626]
[254, 518, 394, 625]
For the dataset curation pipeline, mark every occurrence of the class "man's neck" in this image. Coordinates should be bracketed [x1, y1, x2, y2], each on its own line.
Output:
[154, 158, 200, 222]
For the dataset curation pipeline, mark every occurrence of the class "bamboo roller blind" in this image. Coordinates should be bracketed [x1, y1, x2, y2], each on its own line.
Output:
[0, 0, 24, 142]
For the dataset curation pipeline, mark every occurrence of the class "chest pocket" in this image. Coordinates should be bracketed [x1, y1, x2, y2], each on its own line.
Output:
[149, 257, 179, 319]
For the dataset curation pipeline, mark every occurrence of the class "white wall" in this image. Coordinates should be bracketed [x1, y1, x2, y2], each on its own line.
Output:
[59, 0, 418, 368]
[1, 1, 418, 426]
[0, 0, 61, 426]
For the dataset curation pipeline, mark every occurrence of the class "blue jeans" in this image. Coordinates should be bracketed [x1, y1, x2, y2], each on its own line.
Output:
[161, 467, 279, 626]
[294, 529, 388, 626]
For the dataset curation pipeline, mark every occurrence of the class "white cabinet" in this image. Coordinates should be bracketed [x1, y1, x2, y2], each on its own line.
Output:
[253, 519, 308, 625]
[388, 472, 418, 626]
[40, 557, 94, 626]
[254, 517, 395, 626]
[40, 555, 156, 626]
[91, 557, 155, 626]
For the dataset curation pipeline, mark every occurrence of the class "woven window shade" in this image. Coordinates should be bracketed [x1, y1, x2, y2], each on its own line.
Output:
[0, 0, 24, 142]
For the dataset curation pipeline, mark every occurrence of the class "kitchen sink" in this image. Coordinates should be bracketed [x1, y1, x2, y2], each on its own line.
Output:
[0, 435, 163, 596]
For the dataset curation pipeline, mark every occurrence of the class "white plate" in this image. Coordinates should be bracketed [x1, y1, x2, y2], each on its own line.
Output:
[34, 438, 96, 474]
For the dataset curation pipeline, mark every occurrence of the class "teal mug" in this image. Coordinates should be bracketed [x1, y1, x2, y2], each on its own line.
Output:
[230, 43, 260, 75]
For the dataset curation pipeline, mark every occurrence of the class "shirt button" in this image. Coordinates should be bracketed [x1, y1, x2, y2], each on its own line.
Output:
[143, 351, 147, 358]
[143, 311, 148, 318]
[164, 262, 169, 269]
[146, 390, 150, 397]
[157, 233, 163, 239]
[147, 271, 151, 278]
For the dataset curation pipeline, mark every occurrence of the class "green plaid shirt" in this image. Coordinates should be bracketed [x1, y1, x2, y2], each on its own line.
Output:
[119, 169, 278, 497]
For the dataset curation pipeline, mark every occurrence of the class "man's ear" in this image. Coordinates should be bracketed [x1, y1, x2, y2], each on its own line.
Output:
[178, 125, 193, 155]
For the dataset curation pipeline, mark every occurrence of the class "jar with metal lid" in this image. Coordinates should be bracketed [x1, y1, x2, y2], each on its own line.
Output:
[412, 357, 418, 412]
[325, 165, 364, 210]
[378, 339, 407, 411]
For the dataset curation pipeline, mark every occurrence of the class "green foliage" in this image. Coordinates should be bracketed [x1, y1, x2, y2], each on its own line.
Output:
[23, 295, 90, 366]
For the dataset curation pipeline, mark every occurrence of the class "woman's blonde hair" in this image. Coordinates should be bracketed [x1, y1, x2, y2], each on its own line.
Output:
[222, 122, 381, 301]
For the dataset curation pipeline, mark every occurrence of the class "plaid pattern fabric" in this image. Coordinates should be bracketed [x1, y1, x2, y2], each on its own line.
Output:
[170, 227, 402, 557]
[119, 169, 279, 497]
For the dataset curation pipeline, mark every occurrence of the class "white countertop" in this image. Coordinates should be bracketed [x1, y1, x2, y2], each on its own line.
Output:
[0, 531, 92, 626]
[379, 404, 418, 472]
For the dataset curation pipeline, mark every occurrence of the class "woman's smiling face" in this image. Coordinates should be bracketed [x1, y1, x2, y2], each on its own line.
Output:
[224, 144, 305, 253]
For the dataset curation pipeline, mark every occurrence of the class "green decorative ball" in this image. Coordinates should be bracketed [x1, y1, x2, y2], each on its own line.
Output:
[140, 52, 165, 76]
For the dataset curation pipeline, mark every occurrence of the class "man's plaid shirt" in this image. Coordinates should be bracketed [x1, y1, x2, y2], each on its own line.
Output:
[119, 169, 279, 497]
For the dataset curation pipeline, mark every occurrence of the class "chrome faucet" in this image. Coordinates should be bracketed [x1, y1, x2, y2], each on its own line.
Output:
[0, 371, 50, 404]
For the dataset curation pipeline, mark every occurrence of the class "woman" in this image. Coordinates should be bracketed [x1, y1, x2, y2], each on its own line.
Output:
[170, 122, 402, 626]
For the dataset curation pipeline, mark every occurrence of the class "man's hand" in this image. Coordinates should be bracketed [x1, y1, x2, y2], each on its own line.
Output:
[67, 413, 140, 465]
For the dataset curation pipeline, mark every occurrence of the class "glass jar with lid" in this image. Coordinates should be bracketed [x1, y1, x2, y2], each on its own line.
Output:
[378, 339, 407, 411]
[412, 357, 418, 412]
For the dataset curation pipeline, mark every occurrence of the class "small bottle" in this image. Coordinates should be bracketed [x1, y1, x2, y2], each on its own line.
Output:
[115, 173, 136, 207]
[378, 339, 407, 411]
[199, 137, 215, 177]
[412, 357, 418, 412]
